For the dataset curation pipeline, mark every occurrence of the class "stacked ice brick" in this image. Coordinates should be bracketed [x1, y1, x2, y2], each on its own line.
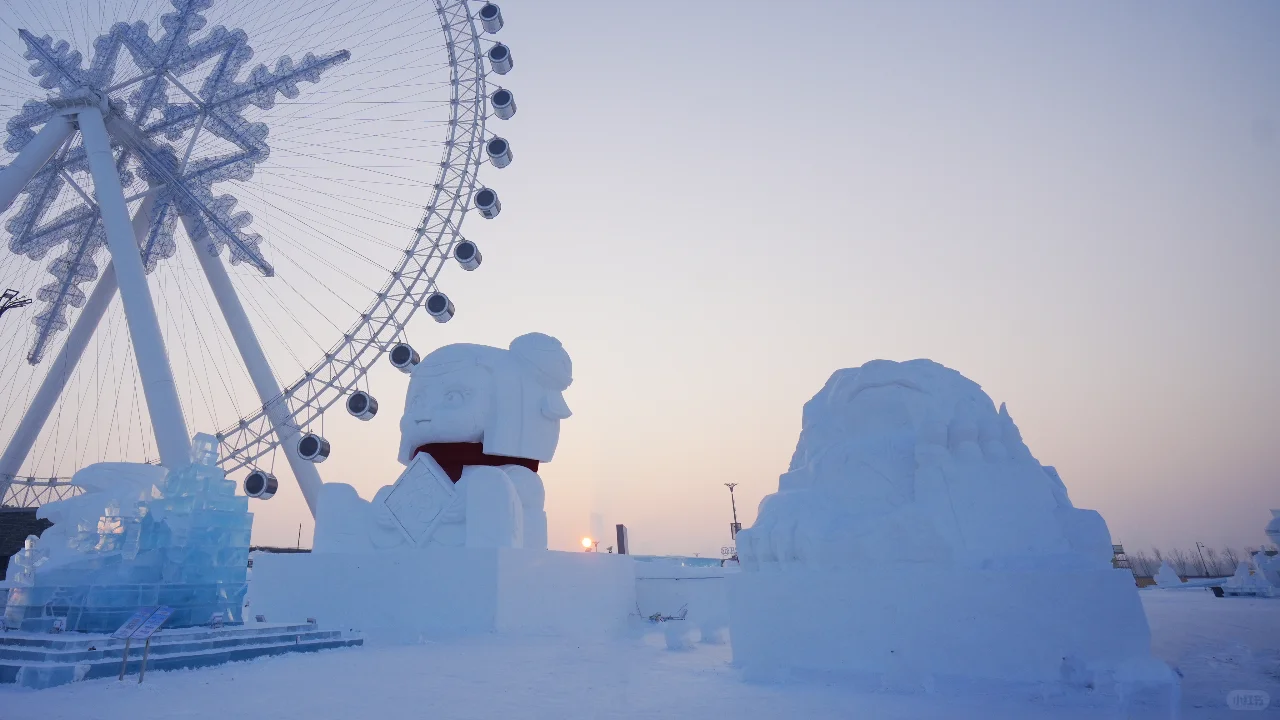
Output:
[3, 434, 252, 633]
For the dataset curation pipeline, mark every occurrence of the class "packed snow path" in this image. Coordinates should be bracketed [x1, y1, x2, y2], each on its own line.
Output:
[3, 590, 1277, 719]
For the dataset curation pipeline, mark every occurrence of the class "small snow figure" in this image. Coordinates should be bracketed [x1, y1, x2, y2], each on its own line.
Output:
[1153, 561, 1182, 587]
[9, 535, 48, 587]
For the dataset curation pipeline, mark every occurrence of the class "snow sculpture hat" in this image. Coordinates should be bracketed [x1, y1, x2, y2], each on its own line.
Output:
[396, 333, 573, 464]
[490, 332, 573, 460]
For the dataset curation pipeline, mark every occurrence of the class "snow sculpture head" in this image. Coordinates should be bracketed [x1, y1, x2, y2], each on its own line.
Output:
[738, 359, 1113, 571]
[397, 333, 573, 464]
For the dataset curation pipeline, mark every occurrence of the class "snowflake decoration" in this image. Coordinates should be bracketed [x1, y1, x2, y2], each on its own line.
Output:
[2, 0, 348, 363]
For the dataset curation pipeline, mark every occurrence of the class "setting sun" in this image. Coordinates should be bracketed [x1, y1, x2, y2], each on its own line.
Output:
[580, 537, 592, 549]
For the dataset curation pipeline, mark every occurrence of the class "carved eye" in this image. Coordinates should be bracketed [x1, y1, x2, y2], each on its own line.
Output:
[444, 390, 465, 405]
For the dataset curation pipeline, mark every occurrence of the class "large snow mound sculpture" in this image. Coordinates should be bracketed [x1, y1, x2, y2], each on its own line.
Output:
[4, 434, 252, 632]
[730, 360, 1173, 707]
[737, 359, 1109, 571]
[313, 333, 571, 552]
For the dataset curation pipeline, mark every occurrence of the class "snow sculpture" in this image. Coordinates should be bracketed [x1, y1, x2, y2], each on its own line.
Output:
[737, 360, 1116, 571]
[272, 334, 632, 639]
[1153, 561, 1182, 587]
[1223, 560, 1274, 597]
[1258, 510, 1280, 589]
[730, 360, 1173, 706]
[3, 433, 252, 632]
[313, 333, 571, 552]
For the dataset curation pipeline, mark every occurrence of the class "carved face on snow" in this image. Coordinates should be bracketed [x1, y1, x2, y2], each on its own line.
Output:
[400, 363, 493, 449]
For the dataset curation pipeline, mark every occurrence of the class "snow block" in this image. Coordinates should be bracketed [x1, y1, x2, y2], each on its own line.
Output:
[247, 548, 635, 643]
[730, 567, 1160, 684]
[635, 563, 730, 639]
[663, 621, 697, 650]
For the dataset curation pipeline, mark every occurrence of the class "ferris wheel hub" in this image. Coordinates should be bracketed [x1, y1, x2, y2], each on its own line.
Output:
[45, 90, 109, 113]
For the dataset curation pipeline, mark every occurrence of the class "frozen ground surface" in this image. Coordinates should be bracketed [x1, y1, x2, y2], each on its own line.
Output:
[1143, 589, 1280, 716]
[3, 590, 1277, 720]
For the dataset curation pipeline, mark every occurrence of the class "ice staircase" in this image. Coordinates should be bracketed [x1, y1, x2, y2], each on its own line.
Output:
[0, 621, 363, 689]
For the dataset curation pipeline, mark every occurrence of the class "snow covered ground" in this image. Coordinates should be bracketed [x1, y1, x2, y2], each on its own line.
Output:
[1143, 589, 1280, 716]
[2, 589, 1276, 720]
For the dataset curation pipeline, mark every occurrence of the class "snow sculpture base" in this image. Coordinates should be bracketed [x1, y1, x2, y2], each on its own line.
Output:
[248, 548, 636, 643]
[731, 568, 1170, 688]
[5, 583, 244, 634]
[0, 622, 363, 690]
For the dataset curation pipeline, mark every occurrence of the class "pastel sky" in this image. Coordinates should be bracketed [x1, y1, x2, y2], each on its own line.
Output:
[432, 0, 1280, 557]
[1, 1, 1277, 558]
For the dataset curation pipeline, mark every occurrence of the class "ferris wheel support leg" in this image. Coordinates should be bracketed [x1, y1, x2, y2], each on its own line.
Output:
[179, 213, 324, 516]
[0, 192, 158, 481]
[78, 107, 191, 469]
[0, 113, 73, 213]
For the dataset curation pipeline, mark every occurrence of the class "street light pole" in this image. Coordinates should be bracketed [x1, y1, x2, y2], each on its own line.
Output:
[1195, 541, 1210, 577]
[724, 483, 740, 539]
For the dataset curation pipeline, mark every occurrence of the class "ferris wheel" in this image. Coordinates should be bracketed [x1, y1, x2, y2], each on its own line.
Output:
[0, 0, 518, 515]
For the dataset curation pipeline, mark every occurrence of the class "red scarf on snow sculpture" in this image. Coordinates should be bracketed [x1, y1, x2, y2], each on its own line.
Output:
[413, 442, 539, 483]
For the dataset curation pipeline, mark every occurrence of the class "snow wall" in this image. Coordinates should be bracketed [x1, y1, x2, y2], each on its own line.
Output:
[248, 548, 636, 644]
[731, 359, 1173, 703]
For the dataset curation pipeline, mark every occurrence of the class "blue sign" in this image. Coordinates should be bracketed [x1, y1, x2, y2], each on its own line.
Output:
[112, 607, 158, 640]
[130, 606, 173, 640]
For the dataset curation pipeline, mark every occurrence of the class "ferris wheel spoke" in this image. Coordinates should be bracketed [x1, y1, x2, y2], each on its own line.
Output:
[228, 178, 396, 266]
[173, 209, 326, 510]
[236, 278, 313, 368]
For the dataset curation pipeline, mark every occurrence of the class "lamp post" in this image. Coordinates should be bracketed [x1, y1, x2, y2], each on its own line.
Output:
[1195, 541, 1210, 577]
[724, 483, 740, 539]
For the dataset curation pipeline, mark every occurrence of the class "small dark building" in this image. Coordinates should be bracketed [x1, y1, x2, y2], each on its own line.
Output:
[0, 507, 53, 577]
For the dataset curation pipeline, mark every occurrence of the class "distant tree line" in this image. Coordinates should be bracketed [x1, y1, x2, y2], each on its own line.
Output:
[1127, 544, 1278, 579]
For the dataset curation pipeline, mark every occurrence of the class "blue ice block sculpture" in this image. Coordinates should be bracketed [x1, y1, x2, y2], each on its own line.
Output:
[3, 434, 253, 633]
